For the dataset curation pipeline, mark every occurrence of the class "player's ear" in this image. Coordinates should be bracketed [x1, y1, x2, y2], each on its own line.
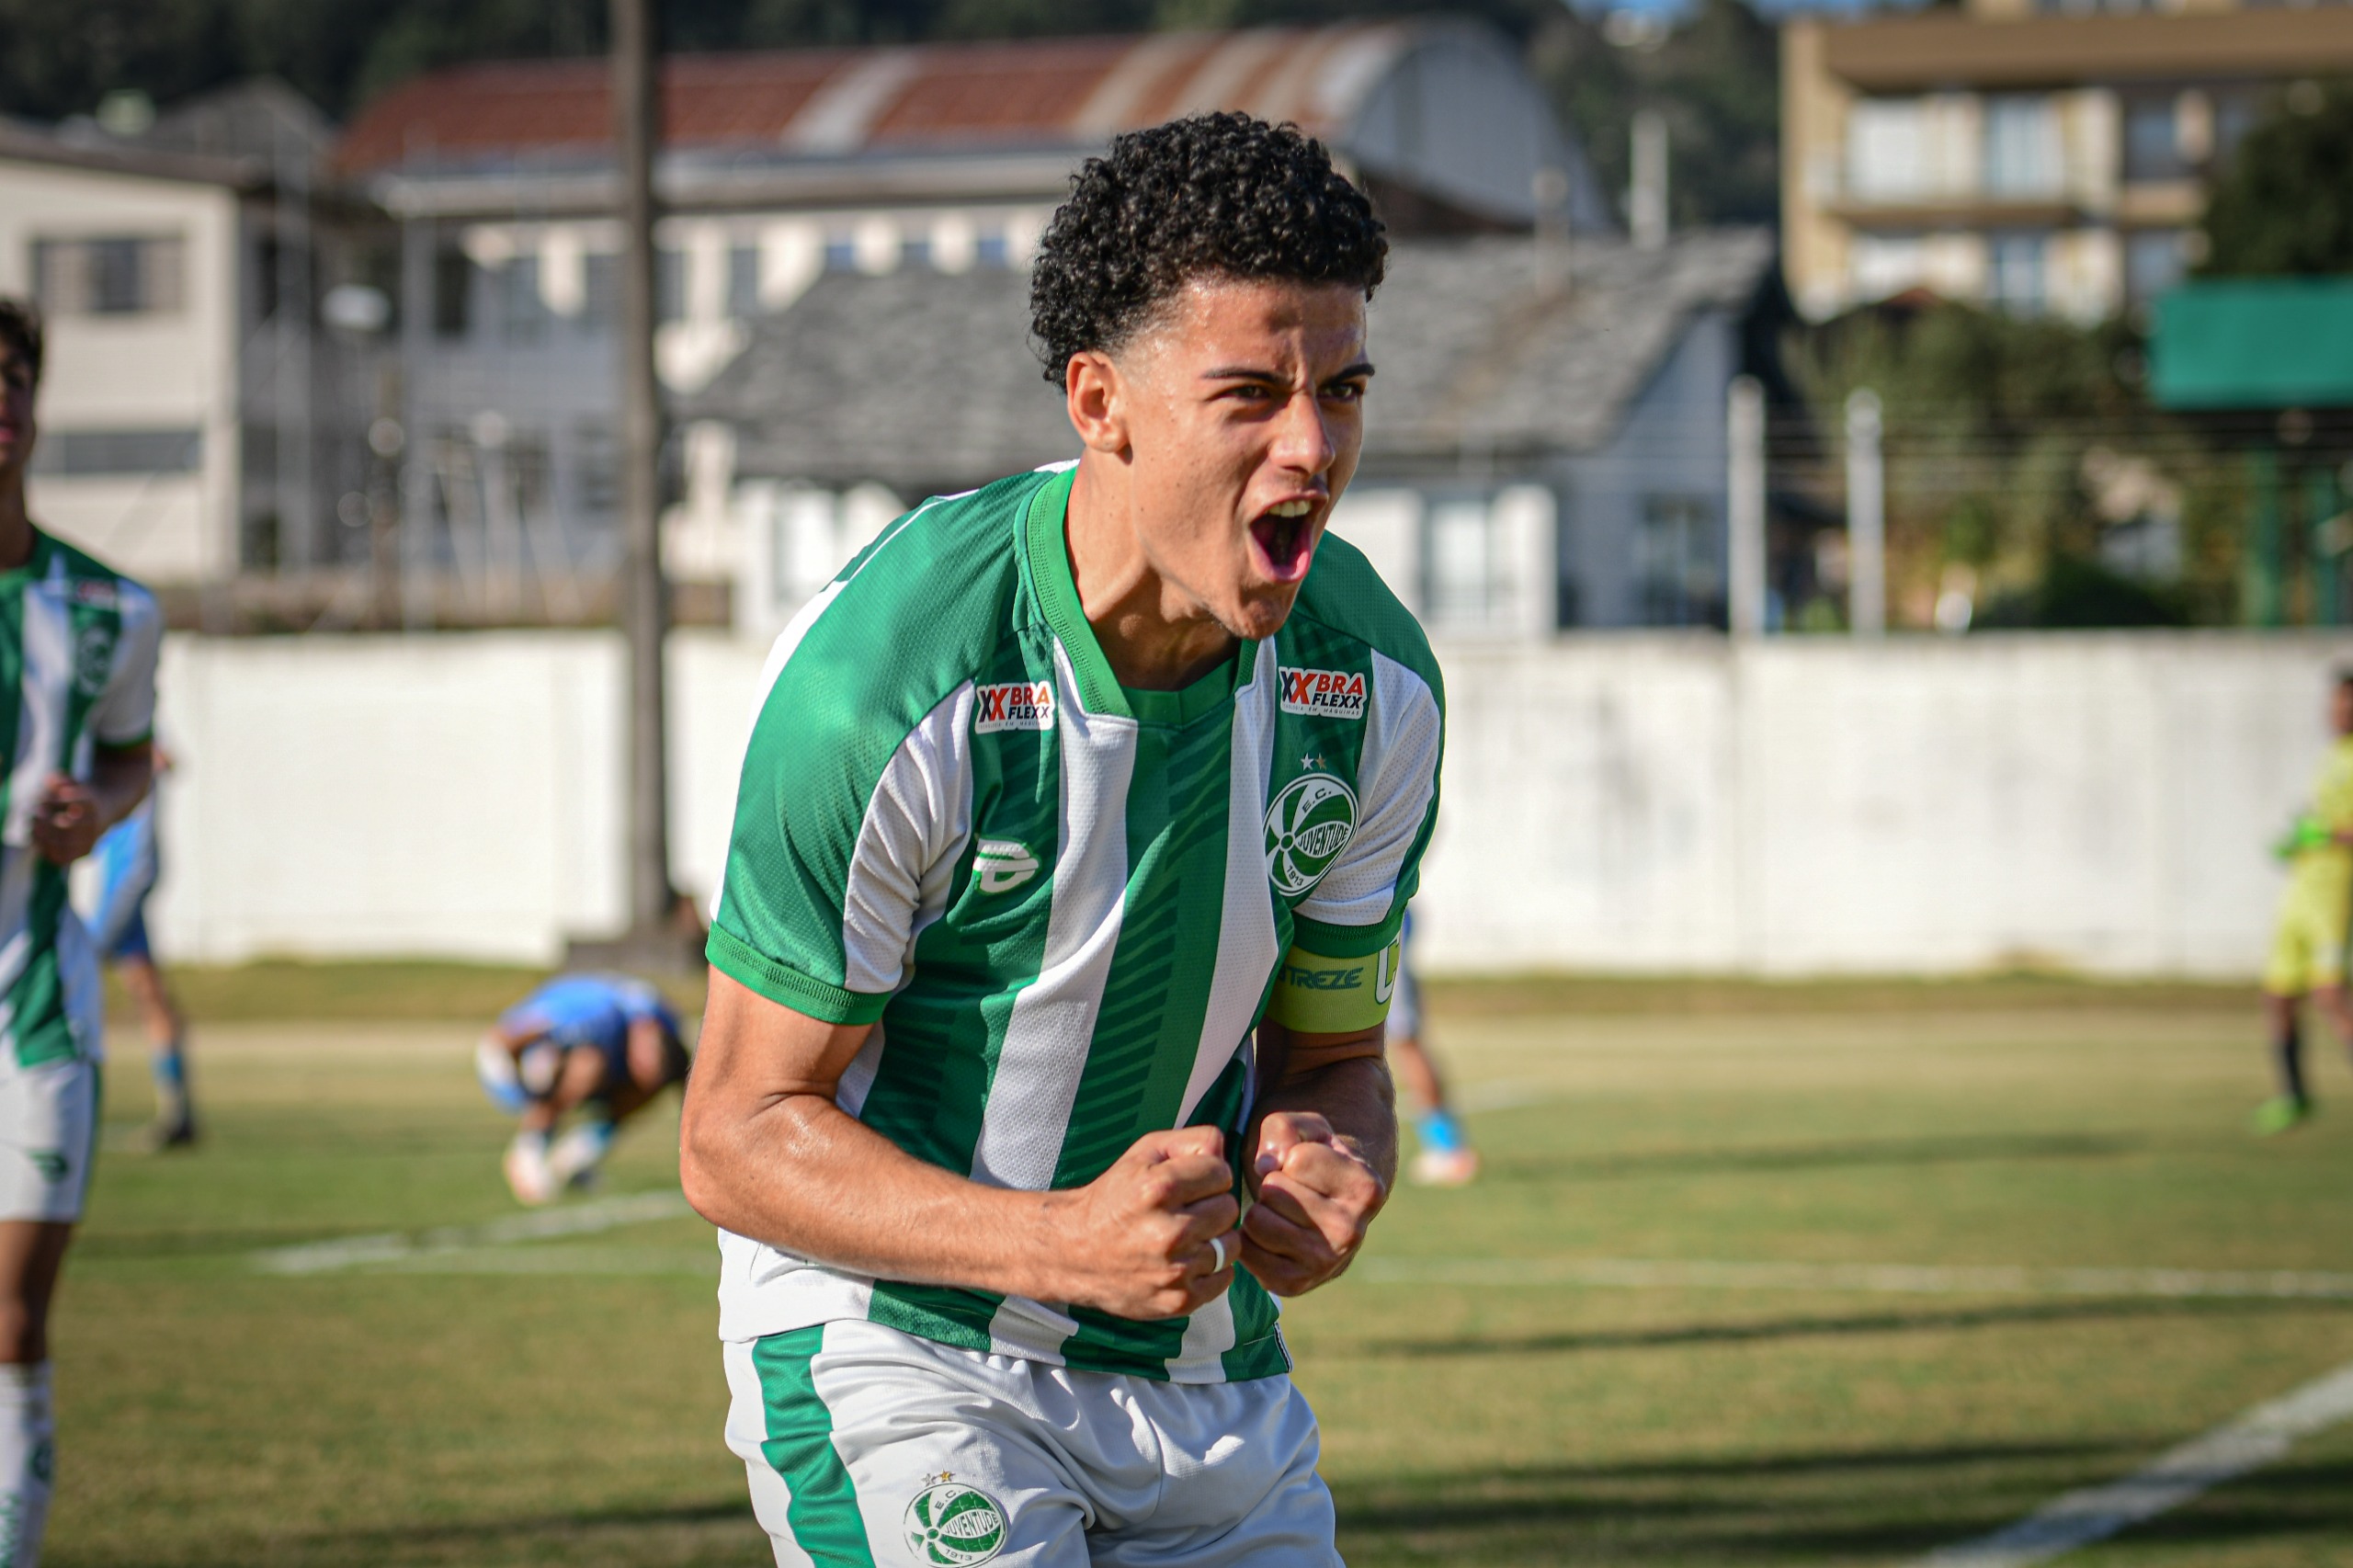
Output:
[1064, 350, 1130, 456]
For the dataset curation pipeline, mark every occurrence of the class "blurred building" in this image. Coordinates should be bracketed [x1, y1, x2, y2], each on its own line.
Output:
[1782, 0, 2353, 322]
[337, 22, 1612, 604]
[0, 82, 364, 596]
[694, 230, 1777, 639]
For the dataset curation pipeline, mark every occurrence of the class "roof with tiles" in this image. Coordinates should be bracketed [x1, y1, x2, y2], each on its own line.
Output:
[336, 25, 1417, 176]
[692, 229, 1777, 495]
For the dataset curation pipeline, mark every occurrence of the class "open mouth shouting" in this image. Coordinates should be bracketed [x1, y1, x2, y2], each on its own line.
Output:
[1248, 497, 1323, 585]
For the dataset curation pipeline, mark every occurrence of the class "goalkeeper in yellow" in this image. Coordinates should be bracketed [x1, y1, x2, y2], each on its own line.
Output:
[2257, 673, 2353, 1134]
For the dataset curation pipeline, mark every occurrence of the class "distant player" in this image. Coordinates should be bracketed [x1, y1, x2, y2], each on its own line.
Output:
[477, 972, 689, 1205]
[84, 772, 195, 1151]
[682, 115, 1438, 1564]
[2256, 671, 2353, 1134]
[0, 299, 164, 1567]
[1387, 915, 1478, 1185]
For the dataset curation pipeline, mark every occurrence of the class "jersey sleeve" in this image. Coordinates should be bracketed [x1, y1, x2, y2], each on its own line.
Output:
[1265, 647, 1443, 1033]
[708, 678, 976, 1026]
[89, 583, 161, 747]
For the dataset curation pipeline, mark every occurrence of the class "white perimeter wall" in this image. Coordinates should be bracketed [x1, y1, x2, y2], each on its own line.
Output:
[140, 629, 2353, 979]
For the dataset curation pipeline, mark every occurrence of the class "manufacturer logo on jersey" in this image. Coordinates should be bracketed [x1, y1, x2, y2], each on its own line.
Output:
[904, 1477, 1006, 1566]
[972, 838, 1040, 895]
[1265, 772, 1357, 897]
[1278, 665, 1368, 720]
[72, 626, 115, 698]
[1375, 937, 1400, 1005]
[28, 1151, 67, 1185]
[974, 680, 1054, 733]
[68, 580, 118, 608]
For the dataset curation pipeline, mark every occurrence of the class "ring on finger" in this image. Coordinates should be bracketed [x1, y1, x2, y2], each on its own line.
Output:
[1207, 1233, 1228, 1273]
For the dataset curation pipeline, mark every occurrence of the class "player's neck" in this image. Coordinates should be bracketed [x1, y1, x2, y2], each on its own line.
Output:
[1065, 459, 1236, 692]
[0, 475, 29, 573]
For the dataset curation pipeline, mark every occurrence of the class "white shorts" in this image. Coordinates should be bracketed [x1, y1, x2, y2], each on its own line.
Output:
[723, 1320, 1341, 1567]
[0, 1055, 97, 1224]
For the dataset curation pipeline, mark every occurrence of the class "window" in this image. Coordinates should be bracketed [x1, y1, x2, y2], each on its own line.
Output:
[727, 243, 760, 318]
[29, 427, 202, 477]
[1986, 232, 2048, 314]
[975, 229, 1010, 269]
[1984, 96, 2060, 197]
[2122, 95, 2187, 183]
[1635, 496, 1721, 627]
[572, 423, 618, 516]
[655, 247, 688, 324]
[824, 233, 858, 272]
[1847, 99, 1927, 201]
[2125, 230, 2188, 305]
[1426, 497, 1495, 626]
[30, 234, 185, 317]
[1850, 233, 1927, 302]
[903, 233, 934, 271]
[433, 247, 472, 338]
[501, 256, 549, 344]
[581, 253, 619, 333]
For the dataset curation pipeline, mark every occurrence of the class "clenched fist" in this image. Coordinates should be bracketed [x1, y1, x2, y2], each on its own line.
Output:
[1037, 1126, 1240, 1320]
[1238, 1110, 1386, 1297]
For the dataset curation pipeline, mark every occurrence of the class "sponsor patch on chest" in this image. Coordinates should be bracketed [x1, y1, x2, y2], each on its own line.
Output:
[974, 680, 1054, 733]
[1278, 665, 1367, 720]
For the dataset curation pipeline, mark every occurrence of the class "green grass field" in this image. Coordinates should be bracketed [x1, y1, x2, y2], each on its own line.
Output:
[50, 973, 2353, 1566]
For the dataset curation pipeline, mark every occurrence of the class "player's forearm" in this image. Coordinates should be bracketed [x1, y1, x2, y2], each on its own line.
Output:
[87, 744, 153, 833]
[1254, 1050, 1399, 1190]
[679, 1086, 1080, 1301]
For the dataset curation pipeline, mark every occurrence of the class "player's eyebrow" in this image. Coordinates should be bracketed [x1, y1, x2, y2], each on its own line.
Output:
[1198, 360, 1376, 383]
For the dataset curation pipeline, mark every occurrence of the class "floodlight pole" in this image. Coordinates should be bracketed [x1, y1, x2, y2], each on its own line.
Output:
[613, 0, 673, 942]
[1845, 387, 1886, 637]
[1726, 375, 1767, 637]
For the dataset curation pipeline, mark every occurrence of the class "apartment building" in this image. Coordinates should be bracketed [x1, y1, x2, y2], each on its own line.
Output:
[1783, 0, 2353, 322]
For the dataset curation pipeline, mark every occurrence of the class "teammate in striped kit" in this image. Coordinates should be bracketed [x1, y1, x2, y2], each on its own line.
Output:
[0, 300, 163, 1568]
[682, 116, 1438, 1564]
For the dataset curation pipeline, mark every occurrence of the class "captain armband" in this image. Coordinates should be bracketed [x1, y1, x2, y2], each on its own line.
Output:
[1263, 933, 1404, 1036]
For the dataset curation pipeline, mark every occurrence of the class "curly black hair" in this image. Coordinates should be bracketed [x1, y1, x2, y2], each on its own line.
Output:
[0, 299, 40, 390]
[1029, 111, 1387, 383]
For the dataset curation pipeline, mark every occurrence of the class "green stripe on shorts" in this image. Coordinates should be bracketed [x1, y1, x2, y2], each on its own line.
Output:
[751, 1327, 877, 1567]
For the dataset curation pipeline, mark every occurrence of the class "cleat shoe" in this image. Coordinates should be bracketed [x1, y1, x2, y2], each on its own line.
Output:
[1410, 1147, 1481, 1187]
[503, 1134, 556, 1206]
[131, 1115, 197, 1153]
[2253, 1096, 2313, 1137]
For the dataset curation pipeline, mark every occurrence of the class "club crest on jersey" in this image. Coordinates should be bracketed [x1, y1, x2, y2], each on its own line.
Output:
[1278, 665, 1368, 720]
[904, 1477, 1006, 1565]
[972, 838, 1040, 895]
[1265, 772, 1358, 897]
[974, 680, 1054, 733]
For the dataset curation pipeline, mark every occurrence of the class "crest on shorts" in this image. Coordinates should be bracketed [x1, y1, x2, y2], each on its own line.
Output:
[1265, 772, 1357, 898]
[904, 1477, 1006, 1565]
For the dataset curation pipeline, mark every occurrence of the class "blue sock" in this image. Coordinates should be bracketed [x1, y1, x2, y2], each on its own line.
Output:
[1415, 1108, 1464, 1156]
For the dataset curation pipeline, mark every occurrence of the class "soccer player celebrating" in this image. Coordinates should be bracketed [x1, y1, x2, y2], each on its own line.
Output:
[2256, 671, 2353, 1135]
[478, 973, 689, 1205]
[681, 114, 1441, 1563]
[0, 299, 162, 1566]
[85, 766, 196, 1152]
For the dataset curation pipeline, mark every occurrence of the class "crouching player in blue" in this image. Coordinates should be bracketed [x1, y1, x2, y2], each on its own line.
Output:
[85, 780, 195, 1152]
[476, 974, 690, 1206]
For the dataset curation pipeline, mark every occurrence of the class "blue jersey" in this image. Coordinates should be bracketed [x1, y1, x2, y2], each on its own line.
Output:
[499, 975, 679, 1081]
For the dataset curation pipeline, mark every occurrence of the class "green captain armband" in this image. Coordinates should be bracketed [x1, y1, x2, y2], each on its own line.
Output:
[1264, 935, 1404, 1035]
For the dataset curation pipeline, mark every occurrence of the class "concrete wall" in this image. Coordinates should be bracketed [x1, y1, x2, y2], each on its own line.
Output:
[137, 628, 2352, 979]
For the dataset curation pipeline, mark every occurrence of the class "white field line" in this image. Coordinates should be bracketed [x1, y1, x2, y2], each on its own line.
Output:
[1353, 1256, 2353, 1301]
[1451, 1079, 1559, 1113]
[1913, 1357, 2353, 1568]
[251, 1190, 694, 1275]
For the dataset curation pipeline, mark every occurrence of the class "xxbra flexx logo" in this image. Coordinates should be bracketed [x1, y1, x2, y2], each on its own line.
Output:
[974, 680, 1053, 733]
[1277, 665, 1367, 719]
[1265, 772, 1357, 896]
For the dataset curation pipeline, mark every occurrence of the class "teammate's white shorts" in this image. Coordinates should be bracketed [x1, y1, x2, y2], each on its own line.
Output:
[723, 1319, 1340, 1567]
[0, 1055, 97, 1223]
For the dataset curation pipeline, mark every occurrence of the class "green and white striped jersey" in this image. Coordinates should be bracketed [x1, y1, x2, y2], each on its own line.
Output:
[710, 464, 1444, 1383]
[0, 532, 161, 1066]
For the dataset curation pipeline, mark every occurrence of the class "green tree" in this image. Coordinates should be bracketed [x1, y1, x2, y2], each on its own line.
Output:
[2201, 79, 2353, 277]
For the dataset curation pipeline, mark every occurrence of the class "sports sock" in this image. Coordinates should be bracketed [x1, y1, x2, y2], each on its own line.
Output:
[2274, 1015, 2310, 1104]
[0, 1362, 55, 1568]
[1415, 1108, 1466, 1157]
[149, 1041, 189, 1129]
[547, 1119, 615, 1188]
